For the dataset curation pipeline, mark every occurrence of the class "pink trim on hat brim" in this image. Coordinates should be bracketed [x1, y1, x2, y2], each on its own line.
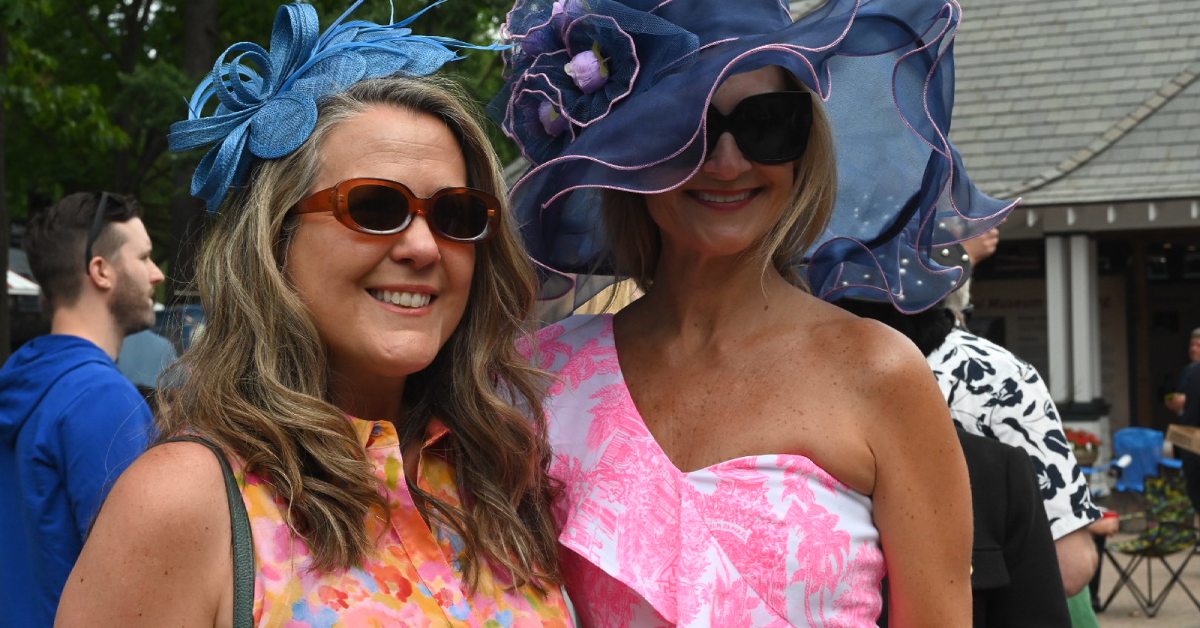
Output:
[503, 0, 548, 37]
[812, 195, 1018, 311]
[887, 0, 1012, 231]
[558, 14, 640, 128]
[512, 0, 867, 205]
[505, 61, 569, 130]
[531, 257, 578, 298]
[508, 82, 579, 164]
[509, 13, 557, 54]
[515, 42, 839, 212]
[648, 0, 675, 13]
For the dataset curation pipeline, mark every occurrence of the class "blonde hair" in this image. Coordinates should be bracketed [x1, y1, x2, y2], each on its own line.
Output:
[603, 81, 837, 290]
[157, 76, 560, 589]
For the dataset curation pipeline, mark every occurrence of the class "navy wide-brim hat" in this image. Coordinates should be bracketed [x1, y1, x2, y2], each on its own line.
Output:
[490, 0, 1016, 313]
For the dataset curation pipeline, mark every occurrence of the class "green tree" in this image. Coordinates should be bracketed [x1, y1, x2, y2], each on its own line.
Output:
[2, 0, 129, 357]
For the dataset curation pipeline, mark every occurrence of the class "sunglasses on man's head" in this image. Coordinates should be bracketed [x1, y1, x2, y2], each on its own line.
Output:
[84, 192, 114, 272]
[294, 178, 500, 242]
[705, 91, 813, 164]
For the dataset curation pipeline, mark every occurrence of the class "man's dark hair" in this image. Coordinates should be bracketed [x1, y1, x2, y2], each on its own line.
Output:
[836, 298, 956, 357]
[26, 192, 142, 310]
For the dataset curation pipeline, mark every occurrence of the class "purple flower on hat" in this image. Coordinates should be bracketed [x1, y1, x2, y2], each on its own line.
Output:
[538, 100, 570, 136]
[551, 0, 586, 33]
[564, 43, 609, 94]
[505, 73, 576, 163]
[488, 0, 699, 165]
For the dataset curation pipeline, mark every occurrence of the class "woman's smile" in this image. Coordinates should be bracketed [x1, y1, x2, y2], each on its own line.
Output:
[685, 187, 761, 211]
[366, 286, 437, 312]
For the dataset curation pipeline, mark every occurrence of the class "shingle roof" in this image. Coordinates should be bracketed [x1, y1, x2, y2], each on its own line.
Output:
[950, 0, 1200, 206]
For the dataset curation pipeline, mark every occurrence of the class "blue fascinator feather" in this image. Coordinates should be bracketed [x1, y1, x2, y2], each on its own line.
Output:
[169, 0, 504, 212]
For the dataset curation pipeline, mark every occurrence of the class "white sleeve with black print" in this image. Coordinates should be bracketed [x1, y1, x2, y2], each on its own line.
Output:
[929, 329, 1102, 540]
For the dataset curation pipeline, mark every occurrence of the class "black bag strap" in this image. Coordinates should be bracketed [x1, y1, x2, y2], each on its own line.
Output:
[165, 436, 255, 628]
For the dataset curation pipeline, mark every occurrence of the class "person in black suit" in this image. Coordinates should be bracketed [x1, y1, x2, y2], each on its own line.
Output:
[1176, 360, 1200, 513]
[958, 429, 1069, 626]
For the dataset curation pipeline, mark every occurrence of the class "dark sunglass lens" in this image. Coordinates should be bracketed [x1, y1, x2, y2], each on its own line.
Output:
[432, 192, 490, 240]
[347, 184, 410, 232]
[733, 92, 811, 163]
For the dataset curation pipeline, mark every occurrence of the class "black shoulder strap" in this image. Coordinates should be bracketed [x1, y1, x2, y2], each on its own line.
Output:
[165, 436, 255, 628]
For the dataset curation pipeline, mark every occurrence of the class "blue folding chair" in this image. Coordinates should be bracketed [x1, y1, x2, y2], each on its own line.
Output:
[1111, 428, 1182, 493]
[1097, 428, 1198, 617]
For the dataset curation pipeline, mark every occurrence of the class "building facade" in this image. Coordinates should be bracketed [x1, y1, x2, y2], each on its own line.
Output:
[948, 0, 1200, 432]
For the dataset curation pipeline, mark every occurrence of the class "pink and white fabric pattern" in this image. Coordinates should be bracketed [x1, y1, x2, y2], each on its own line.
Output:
[530, 314, 885, 627]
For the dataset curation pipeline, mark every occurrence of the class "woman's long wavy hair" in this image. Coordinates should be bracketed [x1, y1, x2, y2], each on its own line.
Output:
[603, 77, 837, 291]
[157, 76, 560, 589]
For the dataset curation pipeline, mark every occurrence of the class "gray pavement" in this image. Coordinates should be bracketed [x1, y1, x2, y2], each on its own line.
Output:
[1093, 536, 1199, 627]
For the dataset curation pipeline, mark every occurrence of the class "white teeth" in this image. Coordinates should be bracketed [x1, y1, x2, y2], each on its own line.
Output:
[369, 289, 431, 308]
[696, 190, 753, 203]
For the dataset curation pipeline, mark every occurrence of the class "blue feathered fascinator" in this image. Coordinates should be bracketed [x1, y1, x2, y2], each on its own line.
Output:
[169, 0, 504, 212]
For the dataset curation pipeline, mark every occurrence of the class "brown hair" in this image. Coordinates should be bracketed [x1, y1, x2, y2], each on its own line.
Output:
[157, 76, 560, 589]
[603, 82, 837, 290]
[26, 192, 142, 310]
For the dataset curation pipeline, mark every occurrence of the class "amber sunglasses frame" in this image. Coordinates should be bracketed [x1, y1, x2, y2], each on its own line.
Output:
[293, 177, 500, 242]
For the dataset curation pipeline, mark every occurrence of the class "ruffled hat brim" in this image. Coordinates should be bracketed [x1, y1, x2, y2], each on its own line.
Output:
[497, 0, 1016, 312]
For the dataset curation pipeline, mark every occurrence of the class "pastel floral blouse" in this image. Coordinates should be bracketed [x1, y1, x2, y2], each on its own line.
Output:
[229, 417, 572, 627]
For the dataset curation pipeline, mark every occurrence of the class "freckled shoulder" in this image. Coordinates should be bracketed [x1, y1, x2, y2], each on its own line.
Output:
[56, 441, 232, 626]
[792, 298, 947, 432]
[799, 300, 924, 378]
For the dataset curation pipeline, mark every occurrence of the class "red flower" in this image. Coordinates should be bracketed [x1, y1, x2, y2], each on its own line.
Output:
[1065, 428, 1101, 448]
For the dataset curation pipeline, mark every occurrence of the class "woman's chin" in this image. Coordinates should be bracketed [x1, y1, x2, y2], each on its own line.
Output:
[330, 341, 445, 383]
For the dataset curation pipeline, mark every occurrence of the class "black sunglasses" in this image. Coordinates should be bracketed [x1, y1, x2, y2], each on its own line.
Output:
[294, 178, 499, 243]
[84, 192, 112, 272]
[705, 91, 813, 164]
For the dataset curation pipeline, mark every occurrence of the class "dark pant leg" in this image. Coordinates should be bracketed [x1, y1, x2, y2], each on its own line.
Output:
[1089, 532, 1106, 609]
[1181, 450, 1200, 515]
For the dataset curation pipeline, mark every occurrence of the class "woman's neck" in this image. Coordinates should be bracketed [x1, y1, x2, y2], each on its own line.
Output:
[625, 249, 798, 345]
[328, 367, 406, 422]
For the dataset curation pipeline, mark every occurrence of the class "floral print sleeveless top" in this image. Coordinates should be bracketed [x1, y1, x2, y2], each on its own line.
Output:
[531, 315, 885, 627]
[228, 417, 572, 627]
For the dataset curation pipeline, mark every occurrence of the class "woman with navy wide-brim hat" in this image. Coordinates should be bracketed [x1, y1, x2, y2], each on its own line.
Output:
[495, 0, 1014, 624]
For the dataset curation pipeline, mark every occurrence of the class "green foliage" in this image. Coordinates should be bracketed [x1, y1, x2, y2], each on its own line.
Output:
[2, 3, 129, 219]
[3, 0, 523, 270]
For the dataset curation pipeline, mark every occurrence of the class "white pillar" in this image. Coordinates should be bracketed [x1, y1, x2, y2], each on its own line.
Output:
[1069, 234, 1096, 402]
[1045, 235, 1072, 403]
[1088, 239, 1103, 398]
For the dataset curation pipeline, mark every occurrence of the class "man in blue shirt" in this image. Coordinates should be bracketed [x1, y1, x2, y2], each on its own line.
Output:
[0, 192, 163, 625]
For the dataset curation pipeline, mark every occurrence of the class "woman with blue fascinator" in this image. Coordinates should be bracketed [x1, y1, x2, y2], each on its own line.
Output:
[57, 2, 571, 626]
[494, 0, 1016, 625]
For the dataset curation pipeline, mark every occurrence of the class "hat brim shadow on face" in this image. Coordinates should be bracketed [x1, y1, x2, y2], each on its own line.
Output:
[496, 0, 1015, 314]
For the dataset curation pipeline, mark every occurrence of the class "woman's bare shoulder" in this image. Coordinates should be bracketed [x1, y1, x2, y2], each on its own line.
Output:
[57, 441, 232, 626]
[797, 300, 948, 429]
[801, 299, 928, 375]
[110, 440, 230, 521]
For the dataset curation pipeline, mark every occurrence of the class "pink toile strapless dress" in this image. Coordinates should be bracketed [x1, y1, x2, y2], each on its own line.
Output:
[530, 314, 886, 627]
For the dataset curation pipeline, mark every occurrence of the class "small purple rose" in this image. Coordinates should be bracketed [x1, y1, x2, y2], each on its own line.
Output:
[551, 0, 585, 33]
[538, 100, 569, 136]
[564, 43, 609, 94]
